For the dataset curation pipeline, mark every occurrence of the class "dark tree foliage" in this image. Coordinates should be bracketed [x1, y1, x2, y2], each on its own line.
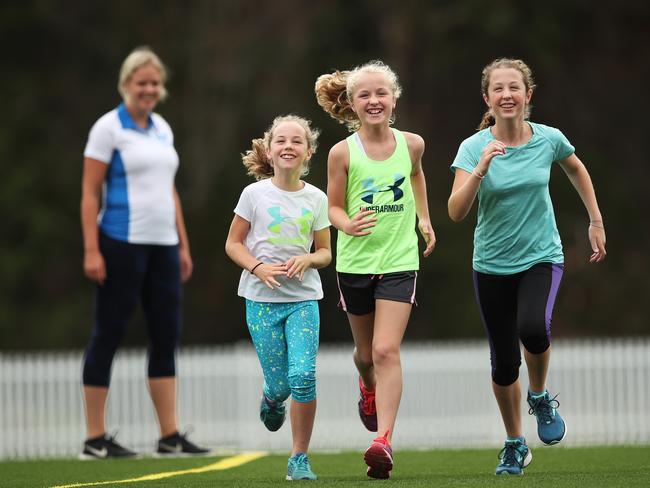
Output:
[1, 1, 648, 350]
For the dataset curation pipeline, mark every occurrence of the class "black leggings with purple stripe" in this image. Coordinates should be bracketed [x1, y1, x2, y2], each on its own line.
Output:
[473, 262, 564, 387]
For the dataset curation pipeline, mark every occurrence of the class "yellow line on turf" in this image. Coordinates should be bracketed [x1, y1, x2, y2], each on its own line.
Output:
[50, 451, 268, 488]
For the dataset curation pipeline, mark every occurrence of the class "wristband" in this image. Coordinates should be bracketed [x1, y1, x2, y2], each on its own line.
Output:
[472, 168, 485, 180]
[250, 262, 263, 274]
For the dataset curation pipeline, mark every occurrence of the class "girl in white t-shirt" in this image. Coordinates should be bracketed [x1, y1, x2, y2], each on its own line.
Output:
[225, 115, 331, 481]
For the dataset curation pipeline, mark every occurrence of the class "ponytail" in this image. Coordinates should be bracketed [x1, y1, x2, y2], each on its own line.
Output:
[477, 110, 495, 130]
[314, 70, 358, 131]
[241, 138, 273, 180]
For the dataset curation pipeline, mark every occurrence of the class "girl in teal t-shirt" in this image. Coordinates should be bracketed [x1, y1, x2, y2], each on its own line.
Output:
[448, 58, 606, 476]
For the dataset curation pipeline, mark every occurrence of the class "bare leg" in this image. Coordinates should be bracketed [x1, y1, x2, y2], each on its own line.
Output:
[493, 379, 523, 438]
[148, 376, 178, 437]
[290, 399, 316, 455]
[348, 312, 376, 389]
[372, 300, 411, 441]
[83, 385, 109, 439]
[524, 346, 551, 393]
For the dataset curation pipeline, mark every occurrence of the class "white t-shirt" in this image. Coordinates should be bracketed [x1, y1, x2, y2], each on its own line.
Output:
[84, 104, 179, 245]
[234, 178, 330, 302]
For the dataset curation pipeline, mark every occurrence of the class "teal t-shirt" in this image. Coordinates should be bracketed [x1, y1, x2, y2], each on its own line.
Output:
[451, 122, 574, 275]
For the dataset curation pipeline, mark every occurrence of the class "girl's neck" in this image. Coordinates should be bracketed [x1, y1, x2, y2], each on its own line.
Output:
[358, 124, 392, 143]
[491, 119, 531, 147]
[271, 171, 303, 192]
[125, 103, 150, 129]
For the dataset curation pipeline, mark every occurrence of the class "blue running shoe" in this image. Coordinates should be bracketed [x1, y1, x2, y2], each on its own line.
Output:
[259, 395, 286, 432]
[495, 438, 532, 475]
[527, 390, 566, 445]
[286, 452, 317, 480]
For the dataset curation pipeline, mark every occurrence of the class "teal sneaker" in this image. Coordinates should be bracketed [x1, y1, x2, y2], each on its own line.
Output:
[527, 390, 566, 445]
[286, 452, 317, 480]
[495, 438, 532, 475]
[259, 395, 286, 432]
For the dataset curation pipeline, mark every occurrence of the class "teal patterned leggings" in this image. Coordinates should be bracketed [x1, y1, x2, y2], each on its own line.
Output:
[245, 300, 320, 403]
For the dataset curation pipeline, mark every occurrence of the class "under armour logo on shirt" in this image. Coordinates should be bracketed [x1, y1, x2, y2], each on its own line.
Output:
[361, 174, 405, 204]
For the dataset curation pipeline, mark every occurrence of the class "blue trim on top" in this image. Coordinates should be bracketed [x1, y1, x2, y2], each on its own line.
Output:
[117, 103, 154, 132]
[99, 149, 129, 241]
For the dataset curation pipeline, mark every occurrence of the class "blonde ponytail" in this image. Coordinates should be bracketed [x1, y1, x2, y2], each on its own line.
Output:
[241, 138, 273, 180]
[315, 70, 358, 130]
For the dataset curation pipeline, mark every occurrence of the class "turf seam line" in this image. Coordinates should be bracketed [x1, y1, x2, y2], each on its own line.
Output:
[49, 451, 268, 488]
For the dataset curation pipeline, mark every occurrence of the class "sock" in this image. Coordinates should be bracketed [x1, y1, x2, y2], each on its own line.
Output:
[506, 436, 526, 443]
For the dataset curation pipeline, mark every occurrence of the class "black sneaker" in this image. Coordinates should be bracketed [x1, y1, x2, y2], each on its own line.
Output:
[157, 431, 210, 455]
[80, 433, 137, 459]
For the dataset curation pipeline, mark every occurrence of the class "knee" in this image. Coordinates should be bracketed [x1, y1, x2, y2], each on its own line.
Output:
[288, 371, 316, 403]
[372, 343, 400, 367]
[88, 324, 124, 352]
[267, 381, 292, 403]
[354, 347, 373, 370]
[519, 319, 550, 354]
[492, 358, 521, 386]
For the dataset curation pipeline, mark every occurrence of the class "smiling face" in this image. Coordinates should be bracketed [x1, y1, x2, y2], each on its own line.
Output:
[350, 71, 396, 128]
[483, 67, 532, 123]
[266, 121, 312, 176]
[122, 63, 163, 115]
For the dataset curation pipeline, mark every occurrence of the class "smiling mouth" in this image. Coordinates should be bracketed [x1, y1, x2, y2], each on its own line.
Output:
[280, 154, 296, 160]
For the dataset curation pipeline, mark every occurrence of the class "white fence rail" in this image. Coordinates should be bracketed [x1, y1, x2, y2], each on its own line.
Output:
[1, 338, 649, 459]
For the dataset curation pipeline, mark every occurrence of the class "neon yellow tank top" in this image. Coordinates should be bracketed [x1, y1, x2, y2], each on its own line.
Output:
[336, 128, 419, 273]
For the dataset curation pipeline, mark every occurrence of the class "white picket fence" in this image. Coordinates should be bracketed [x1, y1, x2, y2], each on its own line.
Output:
[1, 338, 649, 459]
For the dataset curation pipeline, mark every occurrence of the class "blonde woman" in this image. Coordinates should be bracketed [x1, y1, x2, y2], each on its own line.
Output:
[80, 47, 206, 458]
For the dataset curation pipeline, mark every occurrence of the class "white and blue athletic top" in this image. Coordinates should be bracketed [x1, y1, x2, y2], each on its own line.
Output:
[84, 104, 179, 245]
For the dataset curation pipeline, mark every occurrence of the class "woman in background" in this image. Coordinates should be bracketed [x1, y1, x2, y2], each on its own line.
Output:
[80, 46, 207, 458]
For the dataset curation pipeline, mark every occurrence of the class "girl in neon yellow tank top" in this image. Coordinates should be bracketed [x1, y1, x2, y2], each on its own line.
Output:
[315, 61, 436, 480]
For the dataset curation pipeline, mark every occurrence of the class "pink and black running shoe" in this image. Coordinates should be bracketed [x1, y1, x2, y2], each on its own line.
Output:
[358, 377, 377, 432]
[364, 432, 393, 479]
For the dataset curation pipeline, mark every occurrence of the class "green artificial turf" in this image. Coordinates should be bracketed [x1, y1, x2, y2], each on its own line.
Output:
[2, 446, 649, 488]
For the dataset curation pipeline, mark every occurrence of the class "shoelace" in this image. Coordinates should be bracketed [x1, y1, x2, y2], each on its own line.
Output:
[293, 453, 310, 471]
[373, 430, 391, 448]
[529, 394, 560, 423]
[360, 383, 376, 415]
[263, 397, 283, 416]
[498, 443, 525, 467]
[362, 391, 376, 415]
[106, 430, 123, 447]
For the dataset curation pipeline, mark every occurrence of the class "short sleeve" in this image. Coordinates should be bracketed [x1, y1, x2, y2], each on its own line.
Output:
[313, 192, 330, 231]
[84, 116, 114, 163]
[551, 128, 575, 162]
[451, 138, 479, 174]
[234, 185, 254, 222]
